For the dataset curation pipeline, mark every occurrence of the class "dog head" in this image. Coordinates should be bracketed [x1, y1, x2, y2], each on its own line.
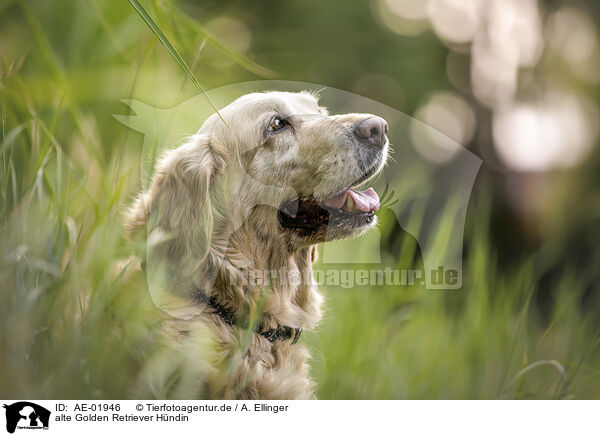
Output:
[127, 91, 389, 274]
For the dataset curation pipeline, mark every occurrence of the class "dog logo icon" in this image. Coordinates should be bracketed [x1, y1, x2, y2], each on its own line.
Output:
[2, 402, 50, 433]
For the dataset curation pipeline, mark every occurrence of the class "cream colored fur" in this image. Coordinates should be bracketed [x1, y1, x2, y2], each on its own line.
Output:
[126, 91, 387, 399]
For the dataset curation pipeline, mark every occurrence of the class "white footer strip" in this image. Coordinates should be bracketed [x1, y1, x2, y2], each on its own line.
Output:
[1, 400, 596, 436]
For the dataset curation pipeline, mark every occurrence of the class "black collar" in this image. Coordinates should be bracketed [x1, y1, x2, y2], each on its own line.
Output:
[193, 290, 303, 344]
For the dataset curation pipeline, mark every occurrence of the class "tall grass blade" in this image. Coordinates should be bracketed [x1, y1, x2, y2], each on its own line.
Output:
[175, 10, 277, 79]
[127, 0, 228, 127]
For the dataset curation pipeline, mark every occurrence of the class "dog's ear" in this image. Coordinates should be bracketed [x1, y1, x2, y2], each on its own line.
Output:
[126, 133, 224, 275]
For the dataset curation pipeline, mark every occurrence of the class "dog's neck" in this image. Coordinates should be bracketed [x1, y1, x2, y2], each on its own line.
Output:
[201, 223, 323, 331]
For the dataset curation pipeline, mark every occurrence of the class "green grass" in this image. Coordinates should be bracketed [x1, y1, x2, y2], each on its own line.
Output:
[1, 0, 599, 399]
[310, 234, 600, 399]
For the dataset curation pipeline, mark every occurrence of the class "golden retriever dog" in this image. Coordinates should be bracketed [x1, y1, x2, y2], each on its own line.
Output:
[126, 91, 389, 399]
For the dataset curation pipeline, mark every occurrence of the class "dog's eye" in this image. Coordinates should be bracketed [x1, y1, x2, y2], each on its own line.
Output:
[268, 117, 289, 132]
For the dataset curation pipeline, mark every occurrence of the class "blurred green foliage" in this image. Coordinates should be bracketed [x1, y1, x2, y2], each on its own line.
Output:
[0, 0, 599, 399]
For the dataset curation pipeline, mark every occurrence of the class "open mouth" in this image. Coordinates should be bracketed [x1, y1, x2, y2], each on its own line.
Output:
[278, 187, 380, 235]
[319, 188, 380, 212]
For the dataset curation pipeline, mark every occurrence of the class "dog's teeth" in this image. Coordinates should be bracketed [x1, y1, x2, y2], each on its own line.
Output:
[345, 195, 357, 211]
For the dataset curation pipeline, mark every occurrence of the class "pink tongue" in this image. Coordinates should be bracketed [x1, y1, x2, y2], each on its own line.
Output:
[348, 188, 380, 212]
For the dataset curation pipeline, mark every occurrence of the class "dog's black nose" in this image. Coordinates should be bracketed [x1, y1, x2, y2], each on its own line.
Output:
[354, 116, 388, 148]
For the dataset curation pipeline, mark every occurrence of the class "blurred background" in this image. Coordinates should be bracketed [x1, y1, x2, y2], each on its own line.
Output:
[1, 0, 599, 399]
